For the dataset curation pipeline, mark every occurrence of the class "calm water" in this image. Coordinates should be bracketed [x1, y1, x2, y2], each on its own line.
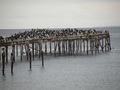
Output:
[0, 27, 120, 90]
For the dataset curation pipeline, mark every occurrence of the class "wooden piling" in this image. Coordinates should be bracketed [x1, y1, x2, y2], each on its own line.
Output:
[86, 39, 89, 55]
[95, 39, 97, 54]
[35, 43, 38, 55]
[38, 43, 41, 59]
[105, 38, 107, 52]
[54, 42, 57, 55]
[29, 49, 32, 69]
[50, 42, 52, 54]
[45, 42, 47, 54]
[108, 35, 111, 51]
[26, 44, 29, 61]
[39, 42, 42, 58]
[58, 41, 61, 55]
[83, 40, 85, 52]
[80, 39, 82, 52]
[65, 40, 67, 53]
[0, 47, 1, 62]
[2, 48, 5, 75]
[72, 40, 75, 54]
[32, 43, 34, 60]
[90, 40, 93, 54]
[20, 45, 23, 61]
[11, 53, 14, 74]
[98, 40, 100, 53]
[5, 46, 8, 63]
[16, 45, 18, 56]
[62, 41, 65, 54]
[12, 45, 15, 62]
[102, 37, 104, 52]
[41, 51, 44, 66]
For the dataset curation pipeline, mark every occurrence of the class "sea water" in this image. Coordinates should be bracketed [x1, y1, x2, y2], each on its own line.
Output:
[0, 27, 120, 90]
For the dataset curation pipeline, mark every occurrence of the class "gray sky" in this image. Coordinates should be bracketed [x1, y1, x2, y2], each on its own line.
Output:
[0, 0, 120, 29]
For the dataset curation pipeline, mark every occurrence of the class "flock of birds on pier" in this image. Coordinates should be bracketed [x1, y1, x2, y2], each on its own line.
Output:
[0, 28, 109, 42]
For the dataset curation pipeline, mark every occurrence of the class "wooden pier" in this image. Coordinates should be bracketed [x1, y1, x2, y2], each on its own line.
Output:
[0, 28, 111, 64]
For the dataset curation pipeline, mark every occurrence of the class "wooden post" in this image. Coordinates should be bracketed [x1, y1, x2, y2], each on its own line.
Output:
[45, 42, 47, 54]
[80, 39, 82, 52]
[35, 43, 38, 55]
[38, 43, 41, 59]
[102, 37, 104, 52]
[39, 42, 42, 58]
[83, 40, 85, 52]
[105, 38, 107, 52]
[68, 40, 70, 54]
[41, 51, 44, 66]
[0, 47, 1, 62]
[32, 43, 34, 60]
[62, 41, 65, 55]
[12, 45, 15, 62]
[90, 40, 93, 54]
[20, 45, 23, 61]
[73, 40, 75, 54]
[10, 53, 14, 74]
[28, 49, 32, 69]
[5, 46, 8, 63]
[2, 48, 5, 75]
[50, 42, 52, 54]
[16, 45, 18, 56]
[95, 39, 97, 54]
[62, 41, 64, 54]
[77, 39, 80, 51]
[108, 35, 111, 51]
[76, 40, 79, 53]
[97, 40, 100, 53]
[66, 40, 68, 53]
[58, 41, 61, 55]
[26, 44, 29, 61]
[93, 40, 95, 54]
[54, 42, 57, 55]
[86, 39, 89, 55]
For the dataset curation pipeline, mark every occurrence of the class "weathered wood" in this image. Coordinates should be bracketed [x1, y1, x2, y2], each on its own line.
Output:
[45, 42, 47, 54]
[12, 45, 15, 62]
[35, 43, 38, 55]
[29, 49, 32, 69]
[2, 48, 5, 75]
[25, 44, 29, 61]
[102, 37, 104, 52]
[108, 36, 111, 51]
[66, 40, 68, 53]
[86, 39, 89, 55]
[38, 43, 41, 59]
[16, 45, 18, 56]
[10, 53, 14, 74]
[83, 40, 85, 52]
[20, 45, 23, 61]
[0, 47, 1, 61]
[95, 39, 97, 54]
[41, 51, 44, 66]
[5, 46, 8, 63]
[50, 42, 52, 54]
[80, 40, 82, 52]
[54, 42, 57, 55]
[32, 43, 34, 60]
[105, 38, 107, 52]
[58, 41, 61, 55]
[0, 29, 111, 59]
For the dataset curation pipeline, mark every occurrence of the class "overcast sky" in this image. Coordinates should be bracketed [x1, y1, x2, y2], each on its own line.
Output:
[0, 0, 120, 29]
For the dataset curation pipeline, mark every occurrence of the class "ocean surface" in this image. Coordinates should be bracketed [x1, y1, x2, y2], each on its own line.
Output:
[0, 27, 120, 90]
